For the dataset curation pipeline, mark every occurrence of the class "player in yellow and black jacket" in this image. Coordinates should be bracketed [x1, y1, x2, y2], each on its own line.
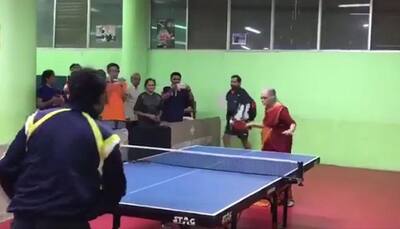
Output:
[0, 69, 126, 229]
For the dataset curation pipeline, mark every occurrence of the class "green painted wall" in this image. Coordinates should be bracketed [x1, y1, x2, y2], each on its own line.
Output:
[121, 0, 149, 77]
[148, 50, 400, 171]
[0, 0, 36, 144]
[4, 1, 399, 172]
[36, 48, 122, 75]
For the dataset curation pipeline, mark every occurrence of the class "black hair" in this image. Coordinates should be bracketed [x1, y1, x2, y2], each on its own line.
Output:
[69, 68, 107, 118]
[107, 63, 120, 70]
[41, 69, 55, 85]
[144, 78, 156, 87]
[231, 75, 242, 83]
[97, 69, 107, 79]
[69, 63, 81, 71]
[170, 72, 182, 79]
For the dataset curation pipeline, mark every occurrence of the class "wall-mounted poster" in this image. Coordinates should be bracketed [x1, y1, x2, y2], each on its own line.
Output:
[96, 25, 117, 43]
[157, 19, 175, 48]
[232, 33, 247, 45]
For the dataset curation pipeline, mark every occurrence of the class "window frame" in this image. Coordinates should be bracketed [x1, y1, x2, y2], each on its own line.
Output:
[149, 0, 189, 49]
[37, 0, 400, 51]
[187, 0, 229, 50]
[38, 0, 123, 49]
[149, 0, 400, 52]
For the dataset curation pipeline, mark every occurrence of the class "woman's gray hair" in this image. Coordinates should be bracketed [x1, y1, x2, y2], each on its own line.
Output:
[262, 88, 277, 102]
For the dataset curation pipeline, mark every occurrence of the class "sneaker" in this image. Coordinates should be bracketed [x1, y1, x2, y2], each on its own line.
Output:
[287, 200, 295, 207]
[253, 199, 271, 208]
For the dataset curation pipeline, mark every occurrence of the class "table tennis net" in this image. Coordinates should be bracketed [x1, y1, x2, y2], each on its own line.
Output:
[135, 148, 300, 177]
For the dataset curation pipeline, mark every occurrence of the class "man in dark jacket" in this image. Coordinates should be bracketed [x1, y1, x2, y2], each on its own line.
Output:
[223, 75, 257, 149]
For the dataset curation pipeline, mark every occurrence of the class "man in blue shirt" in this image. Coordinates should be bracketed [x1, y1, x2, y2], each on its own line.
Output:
[37, 69, 64, 110]
[0, 69, 126, 229]
[161, 72, 191, 122]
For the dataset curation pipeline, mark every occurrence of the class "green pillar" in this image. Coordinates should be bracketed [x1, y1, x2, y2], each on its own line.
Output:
[0, 0, 37, 143]
[122, 0, 150, 78]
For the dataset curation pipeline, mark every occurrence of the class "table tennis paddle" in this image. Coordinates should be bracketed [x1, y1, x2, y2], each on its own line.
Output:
[231, 120, 248, 133]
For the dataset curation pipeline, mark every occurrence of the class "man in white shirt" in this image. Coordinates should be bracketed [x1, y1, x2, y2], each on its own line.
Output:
[125, 73, 141, 140]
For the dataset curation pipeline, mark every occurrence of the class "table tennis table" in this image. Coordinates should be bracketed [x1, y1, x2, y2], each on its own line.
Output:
[113, 145, 319, 229]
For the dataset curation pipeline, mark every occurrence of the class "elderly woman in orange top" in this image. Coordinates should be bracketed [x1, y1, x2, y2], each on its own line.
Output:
[247, 88, 297, 207]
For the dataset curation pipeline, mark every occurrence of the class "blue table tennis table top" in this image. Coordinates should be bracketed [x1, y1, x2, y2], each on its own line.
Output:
[120, 145, 319, 216]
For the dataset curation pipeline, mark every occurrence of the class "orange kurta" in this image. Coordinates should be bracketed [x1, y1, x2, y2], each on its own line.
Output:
[261, 102, 295, 153]
[101, 81, 127, 121]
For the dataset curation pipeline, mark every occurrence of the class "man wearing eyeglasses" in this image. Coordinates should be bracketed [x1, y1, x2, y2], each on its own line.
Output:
[101, 63, 127, 130]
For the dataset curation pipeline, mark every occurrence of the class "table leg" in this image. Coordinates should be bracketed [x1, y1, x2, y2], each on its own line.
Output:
[283, 187, 289, 228]
[271, 193, 278, 229]
[231, 212, 237, 229]
[112, 213, 121, 229]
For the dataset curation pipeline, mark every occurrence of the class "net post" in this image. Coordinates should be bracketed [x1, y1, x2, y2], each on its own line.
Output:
[297, 161, 304, 186]
[112, 211, 121, 229]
